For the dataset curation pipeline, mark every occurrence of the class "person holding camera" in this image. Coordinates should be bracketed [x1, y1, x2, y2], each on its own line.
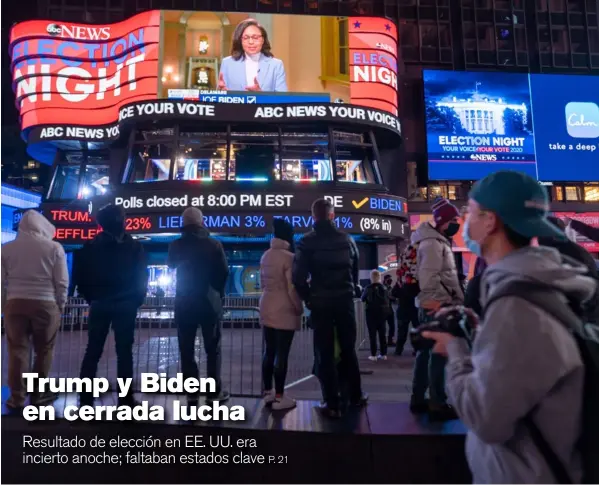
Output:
[422, 171, 595, 484]
[410, 197, 464, 421]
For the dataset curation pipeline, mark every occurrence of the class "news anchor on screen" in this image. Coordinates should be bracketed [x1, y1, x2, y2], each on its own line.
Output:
[218, 19, 288, 92]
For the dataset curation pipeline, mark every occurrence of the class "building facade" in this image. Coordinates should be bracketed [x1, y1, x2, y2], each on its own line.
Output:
[16, 0, 599, 274]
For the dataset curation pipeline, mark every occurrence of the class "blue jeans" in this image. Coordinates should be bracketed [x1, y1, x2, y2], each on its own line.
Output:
[411, 308, 448, 406]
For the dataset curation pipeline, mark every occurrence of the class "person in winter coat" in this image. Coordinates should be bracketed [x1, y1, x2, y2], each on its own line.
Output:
[259, 219, 303, 411]
[424, 171, 593, 484]
[1, 210, 68, 410]
[410, 197, 464, 421]
[361, 270, 390, 360]
[74, 204, 148, 407]
[168, 207, 230, 405]
[292, 198, 367, 418]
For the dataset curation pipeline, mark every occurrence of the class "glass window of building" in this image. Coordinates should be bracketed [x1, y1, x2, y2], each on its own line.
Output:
[81, 158, 110, 198]
[565, 186, 582, 201]
[230, 129, 279, 182]
[128, 144, 173, 183]
[335, 143, 378, 184]
[281, 130, 332, 182]
[584, 185, 599, 202]
[134, 126, 175, 143]
[49, 152, 83, 200]
[176, 130, 227, 181]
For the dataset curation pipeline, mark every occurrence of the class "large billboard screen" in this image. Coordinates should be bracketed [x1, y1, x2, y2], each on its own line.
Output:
[529, 75, 599, 182]
[10, 11, 399, 135]
[424, 70, 536, 180]
[424, 70, 599, 182]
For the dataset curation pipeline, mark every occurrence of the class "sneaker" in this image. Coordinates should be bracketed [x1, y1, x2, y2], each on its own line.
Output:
[429, 403, 459, 422]
[206, 390, 230, 403]
[271, 395, 296, 411]
[378, 355, 388, 361]
[368, 355, 377, 362]
[409, 396, 429, 414]
[31, 392, 59, 406]
[262, 390, 275, 406]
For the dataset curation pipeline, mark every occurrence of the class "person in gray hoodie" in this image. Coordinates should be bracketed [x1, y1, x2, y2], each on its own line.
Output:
[410, 197, 464, 421]
[423, 170, 594, 484]
[1, 210, 68, 409]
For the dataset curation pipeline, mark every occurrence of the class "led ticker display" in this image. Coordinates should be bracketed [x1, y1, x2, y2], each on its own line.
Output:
[94, 188, 407, 218]
[50, 212, 405, 243]
[9, 11, 161, 132]
[349, 17, 398, 116]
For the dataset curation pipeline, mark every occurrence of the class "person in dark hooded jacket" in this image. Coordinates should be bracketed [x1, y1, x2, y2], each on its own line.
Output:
[75, 204, 148, 407]
[168, 207, 230, 405]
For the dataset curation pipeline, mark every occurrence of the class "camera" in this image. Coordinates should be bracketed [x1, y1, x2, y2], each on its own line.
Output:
[410, 306, 476, 352]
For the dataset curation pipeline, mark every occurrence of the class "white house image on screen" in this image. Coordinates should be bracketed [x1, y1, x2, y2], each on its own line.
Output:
[436, 83, 528, 135]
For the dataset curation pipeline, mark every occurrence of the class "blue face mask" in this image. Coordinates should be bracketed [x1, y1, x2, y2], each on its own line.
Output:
[463, 219, 482, 257]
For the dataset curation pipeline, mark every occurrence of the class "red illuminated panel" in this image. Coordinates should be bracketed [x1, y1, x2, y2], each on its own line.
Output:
[49, 210, 93, 223]
[348, 17, 399, 117]
[55, 227, 103, 242]
[553, 212, 599, 252]
[9, 11, 160, 132]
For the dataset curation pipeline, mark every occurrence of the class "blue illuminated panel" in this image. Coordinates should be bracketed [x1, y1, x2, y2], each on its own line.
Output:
[1, 183, 42, 244]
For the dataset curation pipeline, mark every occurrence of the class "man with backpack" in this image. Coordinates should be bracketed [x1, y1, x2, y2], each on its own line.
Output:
[423, 170, 598, 484]
[75, 204, 148, 407]
[361, 270, 391, 361]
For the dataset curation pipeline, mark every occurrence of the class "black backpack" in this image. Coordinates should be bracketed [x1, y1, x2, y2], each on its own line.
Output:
[367, 285, 391, 314]
[485, 280, 599, 484]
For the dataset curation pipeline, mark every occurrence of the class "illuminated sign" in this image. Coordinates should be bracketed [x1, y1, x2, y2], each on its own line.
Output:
[50, 212, 406, 243]
[349, 17, 398, 116]
[9, 11, 161, 132]
[553, 212, 599, 252]
[27, 100, 400, 144]
[89, 188, 407, 218]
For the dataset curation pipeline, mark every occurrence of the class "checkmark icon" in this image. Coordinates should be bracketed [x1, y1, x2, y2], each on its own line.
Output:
[352, 197, 369, 209]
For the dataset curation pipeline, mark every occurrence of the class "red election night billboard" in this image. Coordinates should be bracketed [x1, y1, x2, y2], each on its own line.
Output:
[349, 17, 399, 116]
[9, 10, 160, 132]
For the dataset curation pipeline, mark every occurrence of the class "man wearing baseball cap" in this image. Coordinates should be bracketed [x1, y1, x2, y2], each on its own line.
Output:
[410, 196, 464, 421]
[424, 171, 595, 483]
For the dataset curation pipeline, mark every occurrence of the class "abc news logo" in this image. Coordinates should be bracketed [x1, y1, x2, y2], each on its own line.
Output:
[45, 23, 111, 40]
[470, 154, 497, 161]
[46, 24, 62, 36]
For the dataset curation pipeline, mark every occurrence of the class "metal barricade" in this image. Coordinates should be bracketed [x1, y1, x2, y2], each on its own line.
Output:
[1, 296, 367, 398]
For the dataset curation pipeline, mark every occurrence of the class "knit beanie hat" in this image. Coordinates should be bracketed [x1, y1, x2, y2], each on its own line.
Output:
[182, 207, 204, 227]
[431, 197, 460, 227]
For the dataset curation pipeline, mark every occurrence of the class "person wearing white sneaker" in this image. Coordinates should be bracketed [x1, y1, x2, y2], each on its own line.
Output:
[361, 270, 390, 360]
[259, 219, 303, 410]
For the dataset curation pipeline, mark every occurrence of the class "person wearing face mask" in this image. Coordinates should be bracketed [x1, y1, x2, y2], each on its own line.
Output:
[409, 197, 464, 421]
[424, 170, 595, 484]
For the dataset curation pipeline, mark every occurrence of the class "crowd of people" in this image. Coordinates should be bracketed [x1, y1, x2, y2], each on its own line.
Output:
[2, 169, 598, 482]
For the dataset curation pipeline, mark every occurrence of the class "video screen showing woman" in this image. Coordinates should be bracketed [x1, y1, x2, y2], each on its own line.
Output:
[218, 19, 288, 93]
